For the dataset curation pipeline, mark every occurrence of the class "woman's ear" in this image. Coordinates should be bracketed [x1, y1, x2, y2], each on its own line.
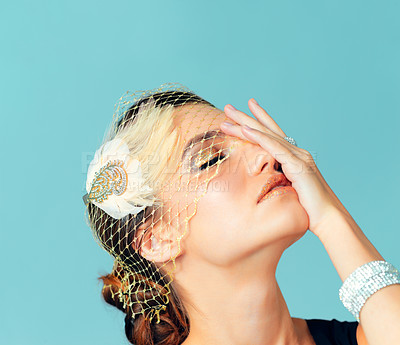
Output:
[135, 221, 182, 263]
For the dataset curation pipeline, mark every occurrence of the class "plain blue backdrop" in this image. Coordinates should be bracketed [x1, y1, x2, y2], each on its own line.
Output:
[1, 0, 399, 344]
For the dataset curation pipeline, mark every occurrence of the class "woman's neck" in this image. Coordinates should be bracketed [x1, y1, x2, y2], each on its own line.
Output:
[176, 246, 310, 345]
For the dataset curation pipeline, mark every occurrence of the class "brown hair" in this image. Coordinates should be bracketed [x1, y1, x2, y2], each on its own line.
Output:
[90, 90, 216, 345]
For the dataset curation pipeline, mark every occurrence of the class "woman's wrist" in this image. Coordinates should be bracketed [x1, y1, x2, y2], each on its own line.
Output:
[314, 208, 384, 282]
[339, 260, 400, 321]
[312, 205, 351, 239]
[317, 209, 400, 344]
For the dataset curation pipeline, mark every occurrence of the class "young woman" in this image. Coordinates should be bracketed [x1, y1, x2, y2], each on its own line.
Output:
[83, 83, 400, 345]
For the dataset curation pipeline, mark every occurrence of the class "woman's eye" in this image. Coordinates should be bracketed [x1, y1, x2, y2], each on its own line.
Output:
[198, 154, 224, 170]
[192, 149, 227, 171]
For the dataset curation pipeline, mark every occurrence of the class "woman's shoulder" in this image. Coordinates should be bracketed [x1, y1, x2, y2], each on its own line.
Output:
[293, 317, 359, 345]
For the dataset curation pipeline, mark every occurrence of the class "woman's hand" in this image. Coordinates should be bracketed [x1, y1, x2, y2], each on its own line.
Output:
[220, 98, 350, 238]
[221, 99, 400, 345]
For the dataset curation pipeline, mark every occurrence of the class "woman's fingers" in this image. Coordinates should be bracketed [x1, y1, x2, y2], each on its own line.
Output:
[220, 121, 286, 150]
[220, 121, 250, 141]
[223, 100, 287, 138]
[247, 99, 287, 138]
[221, 100, 308, 170]
[239, 124, 346, 235]
[223, 104, 284, 144]
[223, 104, 267, 133]
[240, 125, 303, 177]
[221, 104, 348, 236]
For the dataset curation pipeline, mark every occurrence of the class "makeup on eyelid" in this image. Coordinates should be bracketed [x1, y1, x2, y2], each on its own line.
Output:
[182, 130, 227, 160]
[192, 146, 227, 171]
[184, 132, 239, 173]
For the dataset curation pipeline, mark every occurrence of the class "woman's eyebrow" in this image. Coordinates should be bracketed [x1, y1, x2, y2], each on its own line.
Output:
[182, 130, 226, 159]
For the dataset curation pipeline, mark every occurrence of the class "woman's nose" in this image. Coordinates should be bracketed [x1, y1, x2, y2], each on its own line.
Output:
[248, 146, 282, 176]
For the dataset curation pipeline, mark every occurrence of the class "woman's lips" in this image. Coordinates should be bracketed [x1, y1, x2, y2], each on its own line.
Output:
[258, 186, 297, 203]
[256, 174, 292, 204]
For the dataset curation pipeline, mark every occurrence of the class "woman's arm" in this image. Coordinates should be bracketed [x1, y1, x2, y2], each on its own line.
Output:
[220, 99, 400, 345]
[315, 207, 400, 345]
[357, 324, 368, 345]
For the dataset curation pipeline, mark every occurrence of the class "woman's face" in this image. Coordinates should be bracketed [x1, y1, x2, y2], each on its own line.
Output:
[157, 103, 309, 267]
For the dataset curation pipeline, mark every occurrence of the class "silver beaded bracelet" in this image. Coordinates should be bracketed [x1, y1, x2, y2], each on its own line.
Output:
[339, 260, 400, 322]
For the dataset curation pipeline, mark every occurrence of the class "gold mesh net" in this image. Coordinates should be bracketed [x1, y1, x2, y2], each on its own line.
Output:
[83, 83, 237, 323]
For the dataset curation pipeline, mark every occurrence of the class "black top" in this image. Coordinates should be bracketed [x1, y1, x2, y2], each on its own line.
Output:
[305, 319, 359, 345]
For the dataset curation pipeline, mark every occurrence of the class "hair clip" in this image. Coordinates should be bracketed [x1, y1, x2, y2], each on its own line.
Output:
[84, 138, 154, 219]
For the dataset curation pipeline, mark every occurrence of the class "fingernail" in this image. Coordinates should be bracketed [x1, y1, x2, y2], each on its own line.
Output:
[221, 121, 233, 127]
[243, 124, 252, 131]
[226, 104, 236, 111]
[251, 98, 258, 105]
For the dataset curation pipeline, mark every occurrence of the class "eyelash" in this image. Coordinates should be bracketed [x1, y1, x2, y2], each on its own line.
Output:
[198, 153, 226, 170]
[192, 147, 227, 172]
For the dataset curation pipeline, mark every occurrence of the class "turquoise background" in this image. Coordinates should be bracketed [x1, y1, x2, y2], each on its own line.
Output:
[1, 0, 399, 344]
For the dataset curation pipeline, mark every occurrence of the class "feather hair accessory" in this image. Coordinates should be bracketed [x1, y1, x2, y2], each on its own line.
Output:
[85, 138, 154, 219]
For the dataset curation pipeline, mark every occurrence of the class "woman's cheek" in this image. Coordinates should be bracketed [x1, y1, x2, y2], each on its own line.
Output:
[186, 196, 251, 266]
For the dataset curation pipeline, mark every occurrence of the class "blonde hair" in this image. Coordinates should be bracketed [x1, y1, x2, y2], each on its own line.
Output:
[86, 88, 216, 345]
[107, 99, 183, 208]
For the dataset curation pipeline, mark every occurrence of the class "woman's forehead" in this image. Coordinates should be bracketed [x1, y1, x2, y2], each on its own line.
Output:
[173, 103, 229, 139]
